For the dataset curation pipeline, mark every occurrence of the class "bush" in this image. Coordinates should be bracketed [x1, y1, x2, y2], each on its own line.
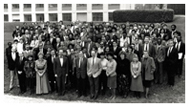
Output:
[113, 9, 174, 23]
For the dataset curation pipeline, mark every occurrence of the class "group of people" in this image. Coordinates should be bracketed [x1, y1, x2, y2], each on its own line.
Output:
[5, 21, 185, 100]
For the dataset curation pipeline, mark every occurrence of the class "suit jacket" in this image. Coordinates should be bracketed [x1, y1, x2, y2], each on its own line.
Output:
[47, 55, 56, 75]
[53, 56, 69, 76]
[75, 57, 87, 79]
[6, 47, 12, 69]
[87, 57, 102, 78]
[165, 46, 178, 70]
[155, 45, 166, 62]
[16, 57, 27, 72]
[139, 43, 155, 58]
[7, 52, 19, 70]
[111, 46, 122, 58]
[85, 42, 96, 57]
[141, 56, 156, 81]
[175, 42, 185, 60]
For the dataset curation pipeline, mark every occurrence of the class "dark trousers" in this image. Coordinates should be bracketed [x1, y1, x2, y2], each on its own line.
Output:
[99, 70, 107, 94]
[56, 74, 66, 95]
[48, 72, 56, 92]
[155, 61, 164, 84]
[88, 76, 99, 97]
[177, 59, 183, 76]
[77, 77, 86, 95]
[18, 72, 26, 92]
[26, 77, 35, 90]
[167, 69, 175, 86]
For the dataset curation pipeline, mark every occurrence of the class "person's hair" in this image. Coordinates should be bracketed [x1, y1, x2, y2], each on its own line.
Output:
[171, 24, 177, 29]
[119, 51, 126, 57]
[99, 52, 105, 57]
[127, 45, 134, 52]
[107, 52, 114, 58]
[38, 52, 44, 57]
[174, 31, 181, 36]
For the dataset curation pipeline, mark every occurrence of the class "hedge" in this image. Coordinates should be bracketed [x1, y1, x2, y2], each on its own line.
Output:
[113, 9, 174, 23]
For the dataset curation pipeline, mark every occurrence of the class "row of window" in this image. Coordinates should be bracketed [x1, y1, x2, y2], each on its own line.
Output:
[4, 4, 120, 11]
[4, 13, 113, 22]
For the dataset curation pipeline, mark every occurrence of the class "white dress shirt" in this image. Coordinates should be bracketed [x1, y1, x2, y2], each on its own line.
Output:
[12, 52, 16, 61]
[17, 42, 24, 54]
[60, 58, 63, 66]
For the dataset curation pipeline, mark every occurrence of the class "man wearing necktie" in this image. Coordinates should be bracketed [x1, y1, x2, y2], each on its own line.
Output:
[175, 32, 185, 78]
[140, 36, 155, 58]
[16, 53, 27, 94]
[75, 52, 87, 97]
[87, 48, 102, 99]
[47, 49, 57, 92]
[53, 49, 68, 96]
[7, 47, 19, 91]
[165, 40, 178, 87]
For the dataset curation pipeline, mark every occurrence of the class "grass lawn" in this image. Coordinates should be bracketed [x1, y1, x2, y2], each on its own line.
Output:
[4, 16, 185, 103]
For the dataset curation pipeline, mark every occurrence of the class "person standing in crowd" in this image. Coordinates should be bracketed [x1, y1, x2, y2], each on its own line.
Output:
[165, 40, 178, 87]
[24, 55, 36, 94]
[126, 45, 136, 62]
[155, 38, 166, 84]
[16, 53, 27, 94]
[99, 52, 108, 95]
[86, 37, 96, 57]
[116, 52, 131, 98]
[53, 49, 69, 96]
[111, 41, 121, 59]
[106, 53, 117, 100]
[35, 52, 51, 95]
[75, 51, 87, 97]
[130, 54, 143, 98]
[46, 49, 57, 92]
[139, 36, 155, 58]
[7, 47, 19, 91]
[141, 51, 156, 98]
[174, 32, 185, 78]
[87, 49, 102, 99]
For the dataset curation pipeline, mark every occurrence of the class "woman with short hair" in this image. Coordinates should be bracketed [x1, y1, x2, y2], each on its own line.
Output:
[35, 52, 51, 95]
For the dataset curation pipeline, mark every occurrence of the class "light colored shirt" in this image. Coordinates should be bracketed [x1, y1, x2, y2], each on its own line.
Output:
[17, 42, 24, 54]
[12, 52, 16, 61]
[60, 58, 63, 66]
[101, 58, 108, 70]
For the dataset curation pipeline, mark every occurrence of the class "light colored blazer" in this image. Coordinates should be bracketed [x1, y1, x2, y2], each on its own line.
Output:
[141, 57, 156, 81]
[87, 57, 102, 78]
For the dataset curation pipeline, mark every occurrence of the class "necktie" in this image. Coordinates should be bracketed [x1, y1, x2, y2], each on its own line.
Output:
[145, 44, 148, 51]
[92, 57, 94, 66]
[167, 47, 171, 57]
[52, 56, 54, 63]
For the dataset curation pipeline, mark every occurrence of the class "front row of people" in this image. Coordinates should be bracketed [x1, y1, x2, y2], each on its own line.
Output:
[7, 45, 158, 100]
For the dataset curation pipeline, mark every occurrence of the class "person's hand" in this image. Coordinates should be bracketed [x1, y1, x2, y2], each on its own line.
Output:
[18, 71, 22, 74]
[55, 74, 57, 77]
[66, 74, 68, 77]
[122, 74, 126, 78]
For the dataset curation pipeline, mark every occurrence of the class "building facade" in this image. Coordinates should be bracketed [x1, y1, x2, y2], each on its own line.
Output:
[4, 3, 135, 22]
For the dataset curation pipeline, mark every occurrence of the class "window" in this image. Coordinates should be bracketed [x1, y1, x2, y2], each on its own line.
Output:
[108, 4, 120, 9]
[36, 4, 44, 8]
[49, 4, 57, 11]
[24, 14, 32, 21]
[36, 14, 44, 22]
[24, 4, 31, 8]
[12, 14, 20, 22]
[92, 4, 103, 10]
[36, 4, 44, 11]
[76, 4, 87, 10]
[4, 15, 8, 21]
[92, 13, 103, 21]
[62, 13, 72, 21]
[62, 4, 72, 10]
[4, 4, 8, 9]
[49, 13, 57, 21]
[109, 12, 113, 21]
[12, 4, 19, 9]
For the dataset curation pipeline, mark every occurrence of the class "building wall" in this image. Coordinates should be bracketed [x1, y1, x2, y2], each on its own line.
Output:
[4, 3, 135, 22]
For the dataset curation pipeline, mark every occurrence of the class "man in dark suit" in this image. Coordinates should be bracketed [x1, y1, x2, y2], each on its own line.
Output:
[16, 53, 27, 94]
[7, 47, 19, 91]
[111, 41, 121, 59]
[53, 49, 69, 96]
[139, 36, 155, 58]
[174, 32, 185, 78]
[75, 52, 87, 97]
[165, 40, 178, 87]
[86, 37, 96, 58]
[46, 49, 57, 92]
[34, 43, 47, 60]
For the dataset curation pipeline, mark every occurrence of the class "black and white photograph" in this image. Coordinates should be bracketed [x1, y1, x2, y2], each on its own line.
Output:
[2, 0, 187, 104]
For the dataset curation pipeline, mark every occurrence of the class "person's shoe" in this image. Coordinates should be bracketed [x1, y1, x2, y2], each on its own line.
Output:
[62, 91, 65, 96]
[9, 87, 13, 91]
[90, 95, 94, 99]
[78, 94, 82, 98]
[94, 95, 98, 100]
